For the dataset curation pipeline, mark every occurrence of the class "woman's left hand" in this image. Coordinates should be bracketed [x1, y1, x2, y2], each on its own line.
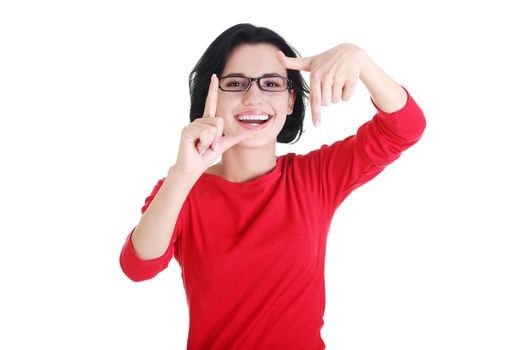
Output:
[277, 43, 369, 127]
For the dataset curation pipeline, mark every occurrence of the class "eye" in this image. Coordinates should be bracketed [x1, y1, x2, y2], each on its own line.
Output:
[226, 80, 243, 87]
[220, 77, 249, 90]
[261, 78, 283, 88]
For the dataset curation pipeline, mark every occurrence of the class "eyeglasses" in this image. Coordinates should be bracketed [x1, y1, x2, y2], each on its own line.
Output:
[218, 74, 292, 92]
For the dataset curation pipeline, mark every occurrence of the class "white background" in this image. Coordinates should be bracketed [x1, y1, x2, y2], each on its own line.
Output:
[1, 0, 524, 349]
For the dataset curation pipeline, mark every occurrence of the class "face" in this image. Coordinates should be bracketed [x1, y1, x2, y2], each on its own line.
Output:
[217, 43, 296, 148]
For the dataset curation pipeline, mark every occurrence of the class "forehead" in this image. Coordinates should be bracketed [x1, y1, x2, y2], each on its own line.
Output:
[222, 43, 287, 76]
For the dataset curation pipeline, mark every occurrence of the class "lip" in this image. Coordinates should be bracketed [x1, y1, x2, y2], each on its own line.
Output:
[234, 111, 273, 130]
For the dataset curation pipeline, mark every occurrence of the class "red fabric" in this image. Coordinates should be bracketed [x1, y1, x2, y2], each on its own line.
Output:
[120, 86, 426, 349]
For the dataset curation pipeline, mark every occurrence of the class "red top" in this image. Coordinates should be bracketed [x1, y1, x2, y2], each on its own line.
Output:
[120, 86, 426, 349]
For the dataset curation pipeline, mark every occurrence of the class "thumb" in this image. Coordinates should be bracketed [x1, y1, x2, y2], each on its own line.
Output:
[218, 131, 257, 152]
[277, 50, 312, 72]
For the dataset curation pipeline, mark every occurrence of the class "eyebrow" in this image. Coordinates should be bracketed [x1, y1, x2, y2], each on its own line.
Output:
[222, 72, 285, 78]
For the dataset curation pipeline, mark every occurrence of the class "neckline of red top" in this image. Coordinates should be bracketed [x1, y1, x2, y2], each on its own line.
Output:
[200, 155, 285, 189]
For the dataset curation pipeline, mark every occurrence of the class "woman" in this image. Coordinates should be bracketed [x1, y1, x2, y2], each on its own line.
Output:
[120, 23, 426, 349]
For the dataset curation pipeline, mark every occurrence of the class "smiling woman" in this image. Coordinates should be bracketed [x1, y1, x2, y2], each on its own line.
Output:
[119, 23, 426, 349]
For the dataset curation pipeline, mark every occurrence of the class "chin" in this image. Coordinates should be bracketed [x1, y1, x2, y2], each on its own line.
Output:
[239, 135, 278, 149]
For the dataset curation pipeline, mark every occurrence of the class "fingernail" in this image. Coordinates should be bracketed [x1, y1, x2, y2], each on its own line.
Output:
[315, 120, 321, 128]
[199, 148, 206, 155]
[212, 142, 218, 150]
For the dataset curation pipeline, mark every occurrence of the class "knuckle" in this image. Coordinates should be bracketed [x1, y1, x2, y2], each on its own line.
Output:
[214, 123, 223, 135]
[334, 77, 345, 85]
[197, 118, 211, 126]
[349, 75, 358, 84]
[310, 71, 321, 81]
[203, 127, 217, 140]
[200, 126, 212, 137]
[183, 124, 194, 134]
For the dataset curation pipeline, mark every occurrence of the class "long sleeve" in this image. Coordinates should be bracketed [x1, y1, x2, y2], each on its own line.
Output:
[294, 85, 426, 215]
[119, 177, 186, 282]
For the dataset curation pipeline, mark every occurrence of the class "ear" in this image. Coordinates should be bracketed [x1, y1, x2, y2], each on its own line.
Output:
[287, 89, 296, 115]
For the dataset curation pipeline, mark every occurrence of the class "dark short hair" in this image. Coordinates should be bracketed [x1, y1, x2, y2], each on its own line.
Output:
[188, 23, 310, 144]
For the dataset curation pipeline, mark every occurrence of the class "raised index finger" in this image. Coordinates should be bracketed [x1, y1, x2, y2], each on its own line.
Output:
[202, 74, 218, 118]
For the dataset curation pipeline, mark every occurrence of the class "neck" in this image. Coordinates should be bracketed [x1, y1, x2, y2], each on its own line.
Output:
[217, 142, 277, 183]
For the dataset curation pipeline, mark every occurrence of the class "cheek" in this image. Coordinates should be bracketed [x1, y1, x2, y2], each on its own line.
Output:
[273, 99, 291, 115]
[215, 99, 230, 118]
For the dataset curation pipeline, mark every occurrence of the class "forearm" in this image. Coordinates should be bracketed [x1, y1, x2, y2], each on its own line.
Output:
[359, 52, 408, 113]
[131, 168, 196, 260]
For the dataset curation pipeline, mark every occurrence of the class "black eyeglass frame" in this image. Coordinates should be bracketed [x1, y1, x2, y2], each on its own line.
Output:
[217, 74, 293, 92]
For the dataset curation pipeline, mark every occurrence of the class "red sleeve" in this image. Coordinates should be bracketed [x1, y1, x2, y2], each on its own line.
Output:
[295, 85, 426, 215]
[119, 177, 185, 282]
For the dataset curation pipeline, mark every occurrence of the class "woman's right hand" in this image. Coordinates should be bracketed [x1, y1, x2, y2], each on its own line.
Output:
[170, 74, 256, 180]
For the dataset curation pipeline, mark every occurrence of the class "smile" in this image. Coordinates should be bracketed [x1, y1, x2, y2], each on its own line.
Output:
[235, 114, 273, 130]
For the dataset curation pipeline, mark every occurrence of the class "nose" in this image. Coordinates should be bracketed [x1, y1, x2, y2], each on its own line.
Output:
[242, 80, 264, 104]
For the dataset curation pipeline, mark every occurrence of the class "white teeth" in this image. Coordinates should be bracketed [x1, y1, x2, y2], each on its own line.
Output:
[237, 114, 270, 121]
